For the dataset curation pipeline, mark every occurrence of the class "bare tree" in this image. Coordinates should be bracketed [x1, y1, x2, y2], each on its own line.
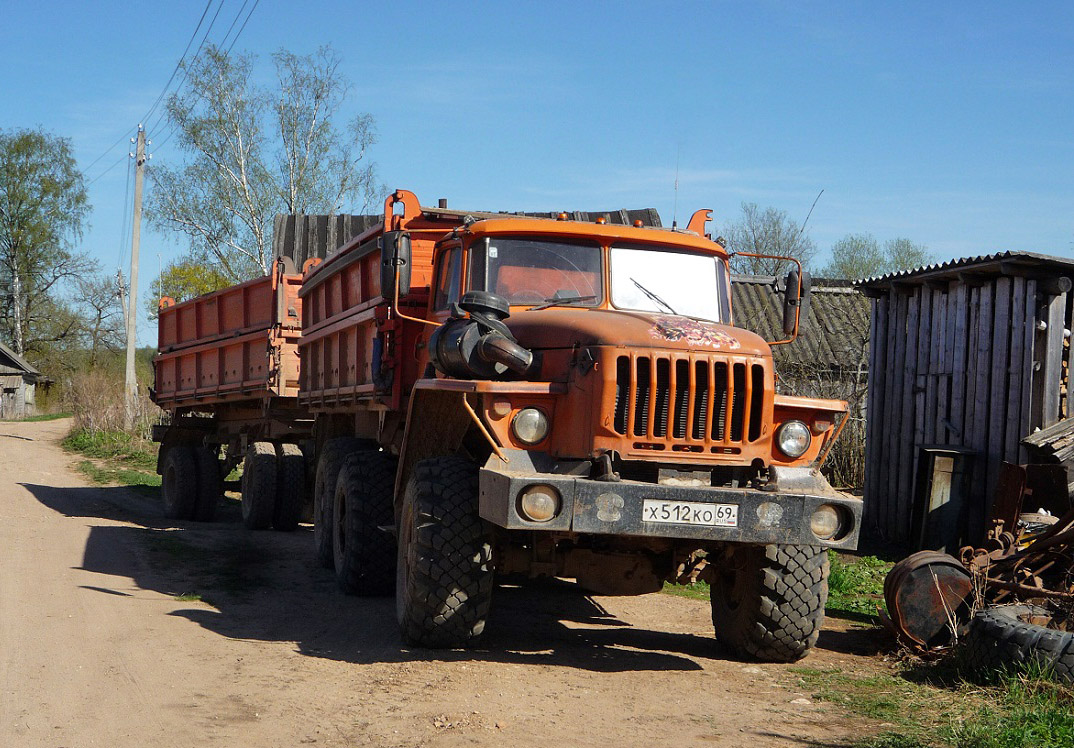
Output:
[74, 272, 125, 366]
[148, 45, 380, 283]
[721, 202, 817, 276]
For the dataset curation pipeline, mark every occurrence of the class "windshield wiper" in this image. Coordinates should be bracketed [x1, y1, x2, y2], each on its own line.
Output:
[630, 278, 677, 315]
[527, 294, 597, 312]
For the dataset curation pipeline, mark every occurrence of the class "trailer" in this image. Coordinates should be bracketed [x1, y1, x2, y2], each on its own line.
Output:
[153, 188, 864, 662]
[152, 257, 311, 529]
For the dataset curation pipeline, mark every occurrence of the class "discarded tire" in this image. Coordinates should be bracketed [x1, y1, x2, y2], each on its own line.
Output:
[396, 456, 493, 648]
[710, 543, 829, 663]
[332, 451, 397, 596]
[241, 441, 277, 530]
[963, 604, 1074, 684]
[273, 443, 306, 532]
[313, 438, 364, 568]
[192, 446, 222, 522]
[162, 446, 198, 520]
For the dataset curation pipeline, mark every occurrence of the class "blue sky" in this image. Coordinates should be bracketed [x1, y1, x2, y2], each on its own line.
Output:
[2, 1, 1072, 344]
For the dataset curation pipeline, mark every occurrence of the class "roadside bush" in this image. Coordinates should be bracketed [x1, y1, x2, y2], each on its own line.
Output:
[67, 368, 159, 437]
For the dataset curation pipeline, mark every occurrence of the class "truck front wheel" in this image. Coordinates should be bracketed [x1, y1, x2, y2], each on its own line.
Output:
[710, 544, 829, 663]
[395, 456, 493, 648]
[333, 451, 397, 595]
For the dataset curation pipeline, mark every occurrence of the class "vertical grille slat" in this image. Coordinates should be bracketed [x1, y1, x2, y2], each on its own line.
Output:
[633, 357, 650, 436]
[673, 359, 689, 439]
[611, 353, 766, 447]
[730, 363, 746, 441]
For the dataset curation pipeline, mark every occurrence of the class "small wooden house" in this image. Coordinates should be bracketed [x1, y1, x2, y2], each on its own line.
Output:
[0, 341, 41, 419]
[857, 252, 1074, 548]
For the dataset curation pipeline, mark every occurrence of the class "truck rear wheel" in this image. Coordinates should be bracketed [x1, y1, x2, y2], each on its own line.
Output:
[273, 443, 306, 532]
[241, 441, 277, 530]
[192, 446, 222, 522]
[395, 456, 493, 648]
[313, 437, 365, 568]
[332, 451, 397, 595]
[710, 544, 829, 663]
[162, 446, 198, 520]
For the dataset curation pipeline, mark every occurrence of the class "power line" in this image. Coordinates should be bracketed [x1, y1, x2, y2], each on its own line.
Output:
[225, 0, 259, 55]
[116, 157, 134, 271]
[86, 151, 130, 187]
[141, 0, 214, 126]
[218, 0, 251, 49]
[147, 0, 228, 135]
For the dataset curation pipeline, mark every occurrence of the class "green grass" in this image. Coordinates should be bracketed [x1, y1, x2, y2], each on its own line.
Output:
[662, 551, 891, 621]
[3, 411, 72, 422]
[794, 663, 1074, 748]
[827, 552, 890, 620]
[64, 427, 160, 491]
[174, 592, 203, 603]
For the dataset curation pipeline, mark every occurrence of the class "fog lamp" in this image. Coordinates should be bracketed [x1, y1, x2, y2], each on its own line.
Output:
[518, 484, 561, 522]
[810, 504, 845, 541]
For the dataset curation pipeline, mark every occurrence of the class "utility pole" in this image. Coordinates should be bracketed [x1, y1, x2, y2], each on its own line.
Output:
[124, 126, 147, 429]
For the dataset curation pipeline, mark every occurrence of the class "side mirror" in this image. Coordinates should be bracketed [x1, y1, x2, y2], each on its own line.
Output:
[782, 269, 811, 335]
[380, 231, 412, 300]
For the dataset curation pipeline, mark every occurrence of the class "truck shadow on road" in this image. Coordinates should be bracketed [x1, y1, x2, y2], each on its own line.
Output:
[24, 481, 743, 673]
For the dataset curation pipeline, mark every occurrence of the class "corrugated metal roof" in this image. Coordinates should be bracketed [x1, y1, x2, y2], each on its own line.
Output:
[856, 251, 1074, 290]
[731, 276, 870, 372]
[0, 341, 40, 378]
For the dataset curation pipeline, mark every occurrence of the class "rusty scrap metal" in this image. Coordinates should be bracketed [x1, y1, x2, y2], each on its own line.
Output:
[882, 551, 974, 652]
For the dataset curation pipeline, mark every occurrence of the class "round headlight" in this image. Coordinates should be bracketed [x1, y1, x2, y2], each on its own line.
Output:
[511, 407, 550, 445]
[776, 420, 812, 458]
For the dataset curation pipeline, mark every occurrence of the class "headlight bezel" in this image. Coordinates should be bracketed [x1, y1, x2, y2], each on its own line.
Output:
[776, 419, 812, 459]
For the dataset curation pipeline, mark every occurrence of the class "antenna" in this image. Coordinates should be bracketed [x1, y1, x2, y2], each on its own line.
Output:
[794, 189, 824, 249]
[671, 144, 681, 229]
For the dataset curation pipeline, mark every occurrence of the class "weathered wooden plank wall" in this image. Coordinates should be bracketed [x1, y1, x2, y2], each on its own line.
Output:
[863, 266, 1072, 545]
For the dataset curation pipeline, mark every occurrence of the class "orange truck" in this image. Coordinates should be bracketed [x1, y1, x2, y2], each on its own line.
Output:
[153, 189, 862, 662]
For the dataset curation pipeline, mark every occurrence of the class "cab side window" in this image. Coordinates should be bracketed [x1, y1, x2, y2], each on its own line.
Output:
[433, 248, 463, 311]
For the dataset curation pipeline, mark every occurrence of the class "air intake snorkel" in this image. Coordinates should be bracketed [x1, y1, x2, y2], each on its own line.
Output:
[429, 291, 538, 379]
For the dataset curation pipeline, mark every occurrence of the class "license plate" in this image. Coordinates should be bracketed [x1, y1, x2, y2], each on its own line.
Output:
[642, 499, 738, 527]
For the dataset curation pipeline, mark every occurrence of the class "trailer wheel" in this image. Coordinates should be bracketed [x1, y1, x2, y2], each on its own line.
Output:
[710, 544, 829, 663]
[273, 443, 306, 532]
[963, 604, 1074, 684]
[162, 446, 198, 520]
[395, 456, 493, 648]
[313, 438, 364, 568]
[192, 446, 222, 522]
[241, 441, 277, 530]
[332, 451, 397, 595]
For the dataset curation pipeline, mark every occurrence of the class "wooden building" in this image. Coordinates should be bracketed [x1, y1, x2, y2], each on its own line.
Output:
[857, 252, 1074, 547]
[0, 341, 41, 419]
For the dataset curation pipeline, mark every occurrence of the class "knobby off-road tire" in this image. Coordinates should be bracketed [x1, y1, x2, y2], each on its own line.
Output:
[333, 451, 398, 596]
[313, 437, 365, 568]
[241, 441, 277, 530]
[192, 446, 222, 522]
[396, 456, 493, 649]
[710, 543, 829, 663]
[963, 604, 1074, 684]
[162, 446, 198, 520]
[273, 443, 306, 532]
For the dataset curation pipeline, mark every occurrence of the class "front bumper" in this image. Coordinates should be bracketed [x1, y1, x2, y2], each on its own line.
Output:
[479, 465, 862, 550]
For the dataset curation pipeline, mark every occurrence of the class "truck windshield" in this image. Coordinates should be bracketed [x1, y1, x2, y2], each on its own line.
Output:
[471, 237, 603, 306]
[610, 244, 725, 322]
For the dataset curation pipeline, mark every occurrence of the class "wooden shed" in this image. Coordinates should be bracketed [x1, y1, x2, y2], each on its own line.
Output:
[0, 341, 41, 419]
[857, 251, 1074, 548]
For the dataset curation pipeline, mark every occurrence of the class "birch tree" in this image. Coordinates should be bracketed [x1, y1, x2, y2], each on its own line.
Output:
[148, 45, 380, 282]
[721, 202, 817, 276]
[0, 129, 90, 356]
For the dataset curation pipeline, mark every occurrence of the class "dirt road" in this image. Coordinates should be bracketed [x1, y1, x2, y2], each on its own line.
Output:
[0, 418, 882, 747]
